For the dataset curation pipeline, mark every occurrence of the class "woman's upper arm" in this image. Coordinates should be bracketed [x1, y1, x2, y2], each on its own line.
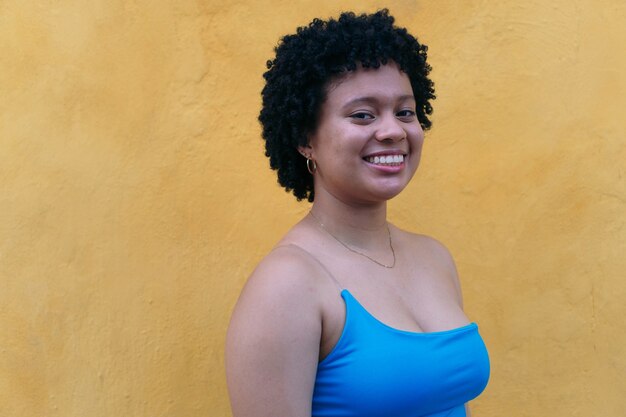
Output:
[225, 250, 323, 417]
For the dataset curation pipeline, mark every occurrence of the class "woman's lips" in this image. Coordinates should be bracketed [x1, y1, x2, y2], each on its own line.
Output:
[364, 154, 405, 166]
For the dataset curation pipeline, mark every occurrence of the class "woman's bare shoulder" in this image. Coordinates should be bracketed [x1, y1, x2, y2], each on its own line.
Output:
[393, 227, 456, 265]
[250, 242, 330, 289]
[226, 244, 328, 417]
[236, 244, 329, 313]
[392, 226, 463, 305]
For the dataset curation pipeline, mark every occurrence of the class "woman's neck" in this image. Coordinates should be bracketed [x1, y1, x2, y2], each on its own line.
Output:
[308, 191, 389, 250]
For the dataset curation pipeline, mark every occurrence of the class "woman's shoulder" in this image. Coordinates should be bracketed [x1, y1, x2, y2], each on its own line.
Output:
[392, 226, 457, 266]
[236, 240, 335, 315]
[392, 226, 463, 305]
[226, 242, 330, 416]
[251, 243, 328, 290]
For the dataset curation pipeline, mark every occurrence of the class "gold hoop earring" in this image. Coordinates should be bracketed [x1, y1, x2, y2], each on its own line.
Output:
[306, 158, 317, 175]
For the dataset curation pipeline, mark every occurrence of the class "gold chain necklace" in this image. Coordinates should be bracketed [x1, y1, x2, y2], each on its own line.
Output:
[309, 211, 396, 269]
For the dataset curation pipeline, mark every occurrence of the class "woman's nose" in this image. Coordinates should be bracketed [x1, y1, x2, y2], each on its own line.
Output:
[374, 114, 406, 142]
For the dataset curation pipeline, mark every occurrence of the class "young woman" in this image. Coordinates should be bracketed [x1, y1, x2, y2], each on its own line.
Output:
[226, 10, 489, 417]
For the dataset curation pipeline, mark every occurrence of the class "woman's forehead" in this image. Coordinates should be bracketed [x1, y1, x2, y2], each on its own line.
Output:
[324, 63, 413, 104]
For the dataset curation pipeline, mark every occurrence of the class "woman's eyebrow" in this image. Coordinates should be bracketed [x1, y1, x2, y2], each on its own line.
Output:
[341, 94, 416, 109]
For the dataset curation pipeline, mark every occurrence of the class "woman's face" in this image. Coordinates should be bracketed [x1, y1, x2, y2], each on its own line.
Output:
[306, 62, 424, 205]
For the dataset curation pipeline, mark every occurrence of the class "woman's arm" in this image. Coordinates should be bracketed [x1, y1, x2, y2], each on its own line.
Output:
[226, 249, 324, 417]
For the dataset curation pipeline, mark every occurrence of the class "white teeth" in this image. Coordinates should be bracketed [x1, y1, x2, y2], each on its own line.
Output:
[365, 154, 405, 165]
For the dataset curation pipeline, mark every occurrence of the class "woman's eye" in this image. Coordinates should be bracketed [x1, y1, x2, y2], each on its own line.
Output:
[350, 112, 374, 120]
[396, 109, 416, 118]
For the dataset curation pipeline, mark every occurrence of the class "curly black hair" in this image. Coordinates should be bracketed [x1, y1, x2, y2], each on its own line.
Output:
[259, 9, 435, 202]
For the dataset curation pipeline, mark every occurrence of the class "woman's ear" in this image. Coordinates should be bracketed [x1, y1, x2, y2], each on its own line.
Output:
[297, 144, 313, 159]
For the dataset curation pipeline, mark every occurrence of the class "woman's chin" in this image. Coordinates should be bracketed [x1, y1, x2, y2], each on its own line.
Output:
[373, 177, 412, 199]
[362, 183, 408, 203]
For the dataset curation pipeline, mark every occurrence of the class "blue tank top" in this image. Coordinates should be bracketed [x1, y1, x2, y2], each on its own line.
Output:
[312, 289, 490, 417]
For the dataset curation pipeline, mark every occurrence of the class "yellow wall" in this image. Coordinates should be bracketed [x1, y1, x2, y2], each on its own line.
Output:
[1, 1, 624, 416]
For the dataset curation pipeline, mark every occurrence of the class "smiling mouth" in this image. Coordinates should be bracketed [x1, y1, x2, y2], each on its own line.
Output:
[364, 154, 405, 166]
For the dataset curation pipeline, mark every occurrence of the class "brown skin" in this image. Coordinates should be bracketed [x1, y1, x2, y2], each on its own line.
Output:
[226, 63, 473, 417]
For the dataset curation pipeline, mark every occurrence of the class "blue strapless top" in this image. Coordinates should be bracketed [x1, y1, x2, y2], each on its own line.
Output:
[312, 290, 490, 417]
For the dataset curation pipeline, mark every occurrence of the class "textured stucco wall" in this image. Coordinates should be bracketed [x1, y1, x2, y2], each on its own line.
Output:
[1, 1, 624, 416]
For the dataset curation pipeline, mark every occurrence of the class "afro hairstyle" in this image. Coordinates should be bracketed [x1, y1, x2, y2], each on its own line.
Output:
[259, 9, 435, 202]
